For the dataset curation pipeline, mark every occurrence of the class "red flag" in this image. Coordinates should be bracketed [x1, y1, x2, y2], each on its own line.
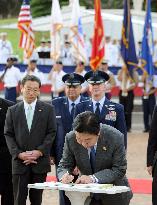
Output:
[90, 0, 105, 71]
[17, 0, 35, 59]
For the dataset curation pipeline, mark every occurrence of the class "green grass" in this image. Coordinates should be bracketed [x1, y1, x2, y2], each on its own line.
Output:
[0, 18, 17, 25]
[0, 28, 49, 62]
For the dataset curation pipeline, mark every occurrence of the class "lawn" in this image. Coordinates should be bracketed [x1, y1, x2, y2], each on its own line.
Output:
[0, 18, 49, 63]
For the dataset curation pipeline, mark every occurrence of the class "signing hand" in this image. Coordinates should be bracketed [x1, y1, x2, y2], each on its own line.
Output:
[75, 175, 93, 184]
[61, 173, 74, 184]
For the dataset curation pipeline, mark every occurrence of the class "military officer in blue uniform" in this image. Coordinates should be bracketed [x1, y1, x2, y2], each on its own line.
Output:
[51, 73, 88, 205]
[74, 70, 127, 148]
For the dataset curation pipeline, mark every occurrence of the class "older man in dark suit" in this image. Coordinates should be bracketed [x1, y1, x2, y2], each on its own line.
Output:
[0, 98, 14, 205]
[58, 111, 132, 205]
[4, 75, 56, 205]
[147, 105, 157, 205]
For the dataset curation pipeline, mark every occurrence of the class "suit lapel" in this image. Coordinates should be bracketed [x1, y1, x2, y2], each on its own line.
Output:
[87, 100, 94, 112]
[17, 102, 29, 134]
[95, 134, 108, 171]
[63, 97, 72, 121]
[99, 98, 110, 120]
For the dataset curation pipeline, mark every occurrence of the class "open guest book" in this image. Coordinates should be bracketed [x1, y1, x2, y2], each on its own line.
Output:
[28, 182, 130, 194]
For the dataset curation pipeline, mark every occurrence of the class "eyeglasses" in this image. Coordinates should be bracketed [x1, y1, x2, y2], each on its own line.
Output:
[24, 87, 39, 93]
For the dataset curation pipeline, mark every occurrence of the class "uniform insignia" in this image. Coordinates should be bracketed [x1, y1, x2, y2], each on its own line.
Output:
[108, 107, 115, 111]
[109, 104, 115, 107]
[105, 111, 117, 121]
[56, 116, 61, 118]
[38, 109, 42, 112]
[102, 146, 107, 151]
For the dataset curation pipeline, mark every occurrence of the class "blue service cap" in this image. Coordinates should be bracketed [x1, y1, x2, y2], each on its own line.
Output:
[62, 73, 85, 86]
[84, 70, 109, 84]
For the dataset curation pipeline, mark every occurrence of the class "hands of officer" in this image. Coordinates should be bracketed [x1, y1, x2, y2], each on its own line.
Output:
[75, 175, 93, 184]
[147, 166, 152, 175]
[61, 172, 74, 184]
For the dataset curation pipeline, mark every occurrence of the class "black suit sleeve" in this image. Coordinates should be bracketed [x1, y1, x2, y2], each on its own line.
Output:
[4, 107, 22, 159]
[147, 106, 157, 166]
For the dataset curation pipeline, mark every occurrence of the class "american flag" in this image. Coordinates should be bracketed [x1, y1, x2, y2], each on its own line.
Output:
[17, 0, 35, 59]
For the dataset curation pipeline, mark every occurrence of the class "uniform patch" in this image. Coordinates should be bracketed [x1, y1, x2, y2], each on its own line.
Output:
[105, 111, 117, 121]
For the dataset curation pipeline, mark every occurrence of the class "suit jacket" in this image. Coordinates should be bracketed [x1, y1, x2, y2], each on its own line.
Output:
[4, 100, 56, 174]
[51, 96, 88, 165]
[147, 105, 157, 168]
[57, 124, 132, 201]
[0, 98, 14, 174]
[74, 98, 127, 148]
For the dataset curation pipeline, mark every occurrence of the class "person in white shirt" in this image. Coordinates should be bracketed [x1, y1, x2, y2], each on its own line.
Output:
[48, 61, 66, 99]
[0, 57, 21, 102]
[22, 60, 45, 85]
[99, 60, 116, 99]
[45, 40, 54, 65]
[117, 68, 139, 132]
[0, 33, 13, 64]
[36, 39, 47, 65]
[75, 61, 88, 96]
[61, 41, 74, 65]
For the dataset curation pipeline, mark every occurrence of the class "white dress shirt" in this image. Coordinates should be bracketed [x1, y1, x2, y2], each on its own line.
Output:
[23, 99, 37, 120]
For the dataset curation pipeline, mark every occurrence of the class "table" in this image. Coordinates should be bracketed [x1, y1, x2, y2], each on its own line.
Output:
[28, 182, 130, 205]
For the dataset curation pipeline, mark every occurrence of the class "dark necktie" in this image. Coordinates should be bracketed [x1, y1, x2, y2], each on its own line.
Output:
[95, 102, 100, 117]
[90, 146, 96, 174]
[71, 102, 75, 119]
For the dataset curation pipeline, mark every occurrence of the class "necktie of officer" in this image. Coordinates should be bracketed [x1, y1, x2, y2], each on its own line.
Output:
[71, 103, 75, 119]
[95, 102, 100, 117]
[90, 146, 96, 174]
[26, 105, 33, 131]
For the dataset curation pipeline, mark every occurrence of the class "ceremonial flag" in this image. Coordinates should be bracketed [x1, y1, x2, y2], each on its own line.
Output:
[120, 0, 138, 76]
[141, 0, 154, 76]
[18, 0, 35, 59]
[69, 0, 87, 63]
[50, 0, 63, 61]
[90, 0, 105, 71]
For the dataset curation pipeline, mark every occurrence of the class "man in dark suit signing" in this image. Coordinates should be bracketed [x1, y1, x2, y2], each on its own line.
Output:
[147, 105, 157, 205]
[51, 73, 88, 205]
[58, 111, 132, 205]
[4, 75, 56, 205]
[0, 98, 14, 205]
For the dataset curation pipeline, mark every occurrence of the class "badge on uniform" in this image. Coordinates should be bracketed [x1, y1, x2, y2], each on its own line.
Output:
[105, 111, 117, 121]
[102, 146, 107, 151]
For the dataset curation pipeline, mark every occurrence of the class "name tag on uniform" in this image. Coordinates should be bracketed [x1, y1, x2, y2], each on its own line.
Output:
[56, 116, 61, 119]
[143, 96, 149, 99]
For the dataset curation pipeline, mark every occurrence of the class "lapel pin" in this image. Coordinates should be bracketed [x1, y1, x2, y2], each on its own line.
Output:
[103, 146, 107, 151]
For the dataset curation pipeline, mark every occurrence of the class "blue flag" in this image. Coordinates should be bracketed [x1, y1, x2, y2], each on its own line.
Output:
[141, 0, 154, 76]
[120, 0, 138, 76]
